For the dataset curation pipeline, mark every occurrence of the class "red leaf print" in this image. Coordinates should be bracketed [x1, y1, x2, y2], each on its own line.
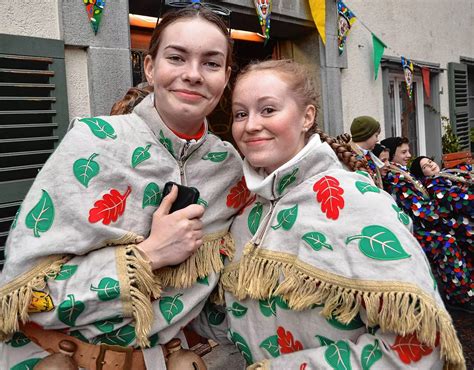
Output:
[277, 326, 303, 354]
[300, 363, 308, 370]
[89, 186, 132, 225]
[313, 176, 344, 220]
[390, 333, 434, 364]
[226, 176, 251, 210]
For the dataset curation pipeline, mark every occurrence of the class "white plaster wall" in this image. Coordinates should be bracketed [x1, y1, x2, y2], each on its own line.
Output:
[0, 0, 61, 39]
[65, 47, 91, 120]
[340, 0, 474, 136]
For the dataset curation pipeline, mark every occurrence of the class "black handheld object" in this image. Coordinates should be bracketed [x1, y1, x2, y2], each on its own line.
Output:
[162, 182, 200, 213]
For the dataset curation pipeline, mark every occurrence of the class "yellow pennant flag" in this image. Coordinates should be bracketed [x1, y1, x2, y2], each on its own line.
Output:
[308, 0, 326, 44]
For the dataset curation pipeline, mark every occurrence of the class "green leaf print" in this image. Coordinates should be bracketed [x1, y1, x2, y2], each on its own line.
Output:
[73, 153, 100, 188]
[302, 231, 333, 251]
[25, 189, 54, 237]
[208, 308, 226, 326]
[355, 181, 380, 194]
[324, 341, 352, 370]
[271, 205, 298, 231]
[131, 144, 151, 168]
[149, 332, 159, 348]
[70, 330, 89, 343]
[391, 204, 410, 225]
[202, 151, 228, 162]
[94, 324, 136, 346]
[248, 202, 263, 235]
[79, 117, 117, 139]
[197, 276, 209, 285]
[356, 170, 370, 178]
[159, 130, 174, 155]
[54, 264, 78, 281]
[316, 335, 335, 346]
[93, 316, 124, 333]
[7, 332, 31, 347]
[90, 277, 120, 301]
[58, 294, 85, 326]
[259, 297, 276, 317]
[227, 301, 248, 318]
[159, 293, 184, 324]
[361, 339, 382, 370]
[229, 330, 253, 365]
[326, 314, 364, 331]
[275, 296, 290, 310]
[11, 205, 21, 230]
[345, 225, 411, 261]
[278, 168, 299, 195]
[260, 335, 280, 358]
[10, 358, 41, 370]
[142, 182, 161, 208]
[197, 198, 208, 208]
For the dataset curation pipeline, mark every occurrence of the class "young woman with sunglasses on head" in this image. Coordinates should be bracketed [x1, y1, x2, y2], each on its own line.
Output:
[214, 60, 464, 369]
[0, 4, 244, 369]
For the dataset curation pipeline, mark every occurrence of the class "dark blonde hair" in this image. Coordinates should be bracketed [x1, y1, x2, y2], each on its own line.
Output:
[234, 59, 364, 171]
[110, 85, 154, 115]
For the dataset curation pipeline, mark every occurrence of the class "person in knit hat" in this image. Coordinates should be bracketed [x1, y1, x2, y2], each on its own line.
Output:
[349, 116, 384, 187]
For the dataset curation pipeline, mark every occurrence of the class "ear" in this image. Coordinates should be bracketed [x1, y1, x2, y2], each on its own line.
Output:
[303, 104, 316, 131]
[143, 55, 154, 85]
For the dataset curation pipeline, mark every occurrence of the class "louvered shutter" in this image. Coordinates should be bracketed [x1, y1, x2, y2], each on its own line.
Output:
[0, 34, 69, 270]
[447, 62, 471, 149]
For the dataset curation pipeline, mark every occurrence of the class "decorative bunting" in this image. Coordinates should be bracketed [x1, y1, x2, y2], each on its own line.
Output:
[253, 0, 273, 42]
[337, 0, 357, 55]
[401, 57, 414, 99]
[84, 0, 106, 35]
[309, 0, 326, 44]
[421, 67, 431, 99]
[372, 34, 386, 80]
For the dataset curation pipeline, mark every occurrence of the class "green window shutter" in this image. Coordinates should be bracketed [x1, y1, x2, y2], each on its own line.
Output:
[0, 34, 69, 270]
[447, 62, 471, 150]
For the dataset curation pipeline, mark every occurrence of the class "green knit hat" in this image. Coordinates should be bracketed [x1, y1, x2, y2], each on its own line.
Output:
[350, 116, 380, 142]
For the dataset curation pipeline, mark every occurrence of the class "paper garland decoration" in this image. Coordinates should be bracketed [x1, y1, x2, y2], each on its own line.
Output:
[309, 0, 326, 44]
[84, 0, 106, 35]
[421, 67, 431, 99]
[253, 0, 273, 42]
[401, 57, 414, 99]
[372, 34, 386, 80]
[337, 0, 357, 55]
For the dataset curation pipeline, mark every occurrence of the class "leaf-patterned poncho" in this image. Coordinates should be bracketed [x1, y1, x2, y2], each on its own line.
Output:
[219, 135, 465, 370]
[0, 94, 243, 369]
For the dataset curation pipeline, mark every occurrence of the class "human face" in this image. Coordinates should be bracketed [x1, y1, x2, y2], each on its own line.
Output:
[144, 18, 231, 134]
[393, 143, 411, 166]
[420, 157, 440, 177]
[232, 71, 315, 174]
[360, 131, 379, 151]
[378, 150, 390, 176]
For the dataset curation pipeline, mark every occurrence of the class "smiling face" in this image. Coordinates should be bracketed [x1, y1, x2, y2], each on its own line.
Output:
[378, 150, 390, 176]
[232, 70, 315, 174]
[420, 157, 440, 176]
[144, 18, 231, 134]
[393, 143, 412, 167]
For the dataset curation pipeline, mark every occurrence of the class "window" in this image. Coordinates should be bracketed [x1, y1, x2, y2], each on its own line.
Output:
[0, 34, 69, 270]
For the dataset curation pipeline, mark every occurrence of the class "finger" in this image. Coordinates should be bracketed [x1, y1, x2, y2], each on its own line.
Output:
[194, 238, 203, 248]
[156, 185, 178, 217]
[177, 204, 205, 219]
[190, 219, 203, 231]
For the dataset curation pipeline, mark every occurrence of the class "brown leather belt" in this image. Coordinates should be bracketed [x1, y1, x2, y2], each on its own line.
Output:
[21, 322, 146, 370]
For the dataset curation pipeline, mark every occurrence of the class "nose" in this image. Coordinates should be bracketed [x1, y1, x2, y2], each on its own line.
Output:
[244, 112, 263, 132]
[182, 61, 203, 84]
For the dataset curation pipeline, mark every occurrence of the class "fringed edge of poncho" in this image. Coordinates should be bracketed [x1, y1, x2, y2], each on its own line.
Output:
[157, 230, 235, 289]
[0, 255, 70, 340]
[116, 244, 162, 348]
[221, 243, 466, 370]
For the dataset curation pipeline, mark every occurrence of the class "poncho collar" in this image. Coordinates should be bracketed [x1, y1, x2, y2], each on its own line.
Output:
[133, 94, 208, 161]
[243, 134, 342, 200]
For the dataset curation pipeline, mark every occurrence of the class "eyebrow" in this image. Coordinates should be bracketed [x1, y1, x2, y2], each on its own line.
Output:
[164, 44, 226, 59]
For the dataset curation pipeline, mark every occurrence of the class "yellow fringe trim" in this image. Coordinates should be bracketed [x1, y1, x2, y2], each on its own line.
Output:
[157, 230, 235, 289]
[0, 255, 69, 339]
[222, 243, 466, 370]
[247, 360, 270, 370]
[116, 245, 162, 348]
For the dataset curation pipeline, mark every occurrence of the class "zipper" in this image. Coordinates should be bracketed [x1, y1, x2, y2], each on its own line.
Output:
[253, 199, 278, 246]
[178, 141, 191, 184]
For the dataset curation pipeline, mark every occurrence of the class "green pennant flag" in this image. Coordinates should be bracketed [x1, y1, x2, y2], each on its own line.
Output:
[372, 33, 386, 80]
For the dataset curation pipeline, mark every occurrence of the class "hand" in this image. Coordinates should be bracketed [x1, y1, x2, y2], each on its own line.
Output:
[137, 185, 205, 270]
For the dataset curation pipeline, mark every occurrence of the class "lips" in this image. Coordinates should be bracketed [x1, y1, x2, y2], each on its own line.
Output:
[244, 137, 272, 145]
[172, 89, 206, 101]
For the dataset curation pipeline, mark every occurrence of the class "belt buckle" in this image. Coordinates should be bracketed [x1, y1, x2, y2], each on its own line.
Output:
[96, 343, 133, 370]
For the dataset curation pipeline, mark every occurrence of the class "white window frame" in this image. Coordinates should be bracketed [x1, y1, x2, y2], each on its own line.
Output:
[389, 74, 426, 155]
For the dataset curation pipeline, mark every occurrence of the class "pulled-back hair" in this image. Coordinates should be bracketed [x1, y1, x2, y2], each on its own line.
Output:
[234, 59, 364, 171]
[148, 5, 234, 68]
[110, 85, 153, 115]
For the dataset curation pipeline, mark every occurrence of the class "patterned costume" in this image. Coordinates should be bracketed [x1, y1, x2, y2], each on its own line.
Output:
[217, 136, 464, 369]
[383, 163, 473, 305]
[0, 94, 243, 369]
[349, 142, 384, 188]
